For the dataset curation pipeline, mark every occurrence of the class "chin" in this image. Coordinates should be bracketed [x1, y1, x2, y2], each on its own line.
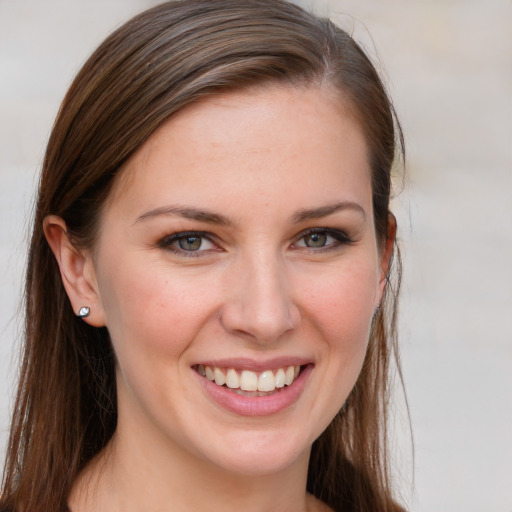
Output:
[192, 424, 314, 477]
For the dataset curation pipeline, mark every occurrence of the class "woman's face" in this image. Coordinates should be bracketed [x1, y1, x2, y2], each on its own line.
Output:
[88, 85, 389, 476]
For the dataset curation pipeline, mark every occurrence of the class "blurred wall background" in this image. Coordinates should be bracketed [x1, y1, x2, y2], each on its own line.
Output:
[1, 1, 511, 510]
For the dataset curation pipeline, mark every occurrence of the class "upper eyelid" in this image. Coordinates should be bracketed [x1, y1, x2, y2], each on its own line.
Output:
[161, 230, 215, 241]
[298, 227, 347, 235]
[159, 231, 219, 248]
[293, 227, 350, 241]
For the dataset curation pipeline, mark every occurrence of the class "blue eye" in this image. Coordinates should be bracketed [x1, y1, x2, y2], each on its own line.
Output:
[295, 229, 350, 249]
[159, 232, 215, 253]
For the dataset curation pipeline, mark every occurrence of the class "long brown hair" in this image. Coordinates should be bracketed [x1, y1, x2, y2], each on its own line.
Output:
[1, 1, 406, 510]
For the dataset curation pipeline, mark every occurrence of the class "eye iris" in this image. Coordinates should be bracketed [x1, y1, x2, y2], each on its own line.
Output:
[178, 236, 202, 251]
[305, 232, 327, 247]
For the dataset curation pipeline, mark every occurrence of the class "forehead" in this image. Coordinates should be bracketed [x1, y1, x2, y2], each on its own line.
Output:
[105, 84, 371, 219]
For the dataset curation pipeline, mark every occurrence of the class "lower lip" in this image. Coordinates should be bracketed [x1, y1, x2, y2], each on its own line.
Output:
[195, 365, 313, 417]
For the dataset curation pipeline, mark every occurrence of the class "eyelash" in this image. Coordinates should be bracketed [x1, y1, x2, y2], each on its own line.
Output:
[158, 228, 352, 256]
[158, 231, 217, 256]
[292, 228, 352, 251]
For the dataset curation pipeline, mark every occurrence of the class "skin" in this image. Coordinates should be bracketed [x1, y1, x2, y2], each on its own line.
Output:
[45, 84, 394, 512]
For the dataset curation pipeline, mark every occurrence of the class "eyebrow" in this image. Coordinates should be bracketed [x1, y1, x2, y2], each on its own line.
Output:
[291, 201, 366, 223]
[135, 205, 235, 226]
[135, 200, 366, 226]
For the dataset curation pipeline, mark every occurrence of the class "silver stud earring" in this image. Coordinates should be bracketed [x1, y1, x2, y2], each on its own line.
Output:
[77, 306, 90, 318]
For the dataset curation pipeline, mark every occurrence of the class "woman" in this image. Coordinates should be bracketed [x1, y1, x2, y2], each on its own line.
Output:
[0, 1, 406, 511]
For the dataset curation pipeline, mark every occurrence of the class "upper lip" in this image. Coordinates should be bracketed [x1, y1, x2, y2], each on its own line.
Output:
[192, 357, 312, 372]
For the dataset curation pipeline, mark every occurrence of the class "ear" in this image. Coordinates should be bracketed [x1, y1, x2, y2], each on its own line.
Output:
[376, 213, 397, 305]
[43, 215, 106, 327]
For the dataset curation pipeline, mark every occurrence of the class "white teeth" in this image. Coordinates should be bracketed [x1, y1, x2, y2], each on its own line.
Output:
[198, 364, 302, 392]
[240, 370, 258, 391]
[205, 366, 214, 381]
[284, 366, 295, 386]
[257, 370, 275, 392]
[275, 368, 285, 388]
[225, 368, 240, 389]
[214, 367, 226, 386]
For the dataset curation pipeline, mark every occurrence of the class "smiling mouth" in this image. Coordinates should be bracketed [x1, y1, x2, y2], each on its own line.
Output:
[194, 364, 302, 396]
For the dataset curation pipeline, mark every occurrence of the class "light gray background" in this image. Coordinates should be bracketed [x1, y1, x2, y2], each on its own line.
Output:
[1, 1, 511, 510]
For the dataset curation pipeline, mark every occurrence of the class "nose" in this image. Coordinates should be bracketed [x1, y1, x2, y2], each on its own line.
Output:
[220, 252, 300, 344]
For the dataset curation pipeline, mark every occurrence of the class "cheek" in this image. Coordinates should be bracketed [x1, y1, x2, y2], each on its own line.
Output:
[292, 260, 378, 436]
[304, 259, 378, 342]
[98, 258, 219, 362]
[97, 260, 223, 422]
[303, 260, 378, 386]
